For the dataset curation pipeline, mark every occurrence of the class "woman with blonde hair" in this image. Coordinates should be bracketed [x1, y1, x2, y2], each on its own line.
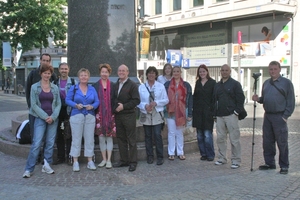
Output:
[164, 66, 192, 160]
[66, 68, 99, 172]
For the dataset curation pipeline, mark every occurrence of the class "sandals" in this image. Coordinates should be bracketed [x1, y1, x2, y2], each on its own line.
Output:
[168, 155, 175, 161]
[178, 155, 186, 160]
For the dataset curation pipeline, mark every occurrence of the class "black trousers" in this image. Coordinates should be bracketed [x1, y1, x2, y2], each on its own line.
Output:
[56, 120, 71, 160]
[115, 112, 137, 165]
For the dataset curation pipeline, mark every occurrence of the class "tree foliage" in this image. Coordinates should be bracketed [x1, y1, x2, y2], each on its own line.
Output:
[0, 0, 67, 54]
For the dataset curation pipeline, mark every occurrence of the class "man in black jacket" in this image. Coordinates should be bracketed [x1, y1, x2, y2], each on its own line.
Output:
[113, 64, 140, 172]
[25, 53, 57, 163]
[213, 64, 245, 169]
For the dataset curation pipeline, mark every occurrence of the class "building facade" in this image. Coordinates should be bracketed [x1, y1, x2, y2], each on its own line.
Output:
[137, 0, 299, 103]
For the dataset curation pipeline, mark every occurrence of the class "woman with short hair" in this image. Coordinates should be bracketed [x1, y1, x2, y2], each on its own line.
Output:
[23, 64, 61, 178]
[66, 68, 99, 172]
[93, 63, 116, 169]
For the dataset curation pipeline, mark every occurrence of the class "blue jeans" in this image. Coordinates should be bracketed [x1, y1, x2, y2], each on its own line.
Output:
[197, 129, 215, 159]
[25, 117, 58, 172]
[143, 124, 164, 159]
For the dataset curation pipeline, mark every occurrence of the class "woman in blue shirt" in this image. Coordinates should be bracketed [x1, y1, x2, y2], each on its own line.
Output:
[66, 68, 99, 172]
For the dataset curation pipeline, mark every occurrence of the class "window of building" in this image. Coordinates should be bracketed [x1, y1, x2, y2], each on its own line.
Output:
[155, 0, 162, 14]
[193, 0, 204, 7]
[173, 0, 181, 11]
[139, 0, 145, 17]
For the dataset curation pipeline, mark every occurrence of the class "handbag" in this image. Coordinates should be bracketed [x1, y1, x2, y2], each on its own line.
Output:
[61, 119, 72, 140]
[144, 84, 165, 130]
[238, 108, 247, 120]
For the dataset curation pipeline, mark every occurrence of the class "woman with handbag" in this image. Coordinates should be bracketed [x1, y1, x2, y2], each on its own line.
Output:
[164, 66, 193, 161]
[66, 68, 99, 172]
[137, 66, 169, 165]
[93, 63, 116, 169]
[23, 64, 61, 178]
[192, 64, 216, 162]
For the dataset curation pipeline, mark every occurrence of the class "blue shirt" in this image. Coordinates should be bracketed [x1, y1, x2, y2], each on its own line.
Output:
[66, 84, 100, 116]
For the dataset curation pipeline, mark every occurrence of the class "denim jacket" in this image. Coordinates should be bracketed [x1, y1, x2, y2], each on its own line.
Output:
[29, 81, 61, 121]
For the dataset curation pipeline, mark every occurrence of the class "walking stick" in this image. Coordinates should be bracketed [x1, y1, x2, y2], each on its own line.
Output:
[251, 72, 261, 171]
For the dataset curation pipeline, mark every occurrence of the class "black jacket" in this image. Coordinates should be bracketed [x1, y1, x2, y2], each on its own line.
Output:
[192, 78, 216, 130]
[213, 77, 245, 117]
[113, 78, 140, 115]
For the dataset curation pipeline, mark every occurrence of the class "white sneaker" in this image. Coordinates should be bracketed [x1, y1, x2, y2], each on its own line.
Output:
[98, 160, 106, 168]
[87, 161, 96, 171]
[231, 164, 240, 169]
[106, 161, 112, 169]
[42, 164, 55, 174]
[23, 170, 31, 178]
[73, 161, 80, 172]
[215, 161, 224, 165]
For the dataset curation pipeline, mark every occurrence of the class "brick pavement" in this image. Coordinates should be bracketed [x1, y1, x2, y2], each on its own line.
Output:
[0, 93, 300, 199]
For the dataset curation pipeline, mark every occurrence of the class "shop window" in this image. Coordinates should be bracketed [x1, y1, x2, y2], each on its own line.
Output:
[173, 0, 181, 11]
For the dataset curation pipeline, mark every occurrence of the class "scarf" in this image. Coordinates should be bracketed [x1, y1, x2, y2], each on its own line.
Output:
[95, 79, 116, 137]
[167, 77, 187, 127]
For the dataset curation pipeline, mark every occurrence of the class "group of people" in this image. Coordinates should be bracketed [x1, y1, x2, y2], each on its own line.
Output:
[23, 53, 141, 178]
[22, 54, 295, 178]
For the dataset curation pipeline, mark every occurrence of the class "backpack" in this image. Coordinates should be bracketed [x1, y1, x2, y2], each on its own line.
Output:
[16, 120, 31, 144]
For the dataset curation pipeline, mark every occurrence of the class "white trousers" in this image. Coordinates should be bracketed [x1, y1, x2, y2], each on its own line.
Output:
[167, 118, 184, 156]
[69, 114, 95, 157]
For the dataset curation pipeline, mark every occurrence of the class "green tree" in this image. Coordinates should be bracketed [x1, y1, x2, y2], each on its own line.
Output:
[0, 0, 67, 56]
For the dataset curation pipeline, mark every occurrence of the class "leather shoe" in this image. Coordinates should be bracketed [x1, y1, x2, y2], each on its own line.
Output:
[147, 156, 154, 164]
[156, 158, 164, 165]
[280, 168, 288, 174]
[259, 164, 276, 170]
[52, 159, 65, 165]
[128, 164, 136, 172]
[207, 158, 214, 162]
[113, 162, 129, 168]
[200, 156, 207, 161]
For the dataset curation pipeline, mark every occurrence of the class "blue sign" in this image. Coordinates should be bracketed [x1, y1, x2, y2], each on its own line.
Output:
[182, 58, 190, 69]
[166, 49, 182, 67]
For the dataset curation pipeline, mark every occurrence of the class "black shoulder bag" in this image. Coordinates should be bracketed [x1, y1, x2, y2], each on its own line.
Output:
[220, 83, 247, 120]
[62, 85, 77, 140]
[144, 84, 165, 130]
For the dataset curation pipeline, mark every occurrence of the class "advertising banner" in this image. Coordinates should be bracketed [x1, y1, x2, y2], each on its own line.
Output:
[2, 42, 12, 67]
[140, 27, 150, 56]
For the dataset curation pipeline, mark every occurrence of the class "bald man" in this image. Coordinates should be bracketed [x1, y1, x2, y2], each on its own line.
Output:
[113, 64, 140, 172]
[213, 64, 245, 169]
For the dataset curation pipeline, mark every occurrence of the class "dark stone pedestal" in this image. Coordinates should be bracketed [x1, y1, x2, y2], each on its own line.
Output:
[68, 0, 136, 77]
